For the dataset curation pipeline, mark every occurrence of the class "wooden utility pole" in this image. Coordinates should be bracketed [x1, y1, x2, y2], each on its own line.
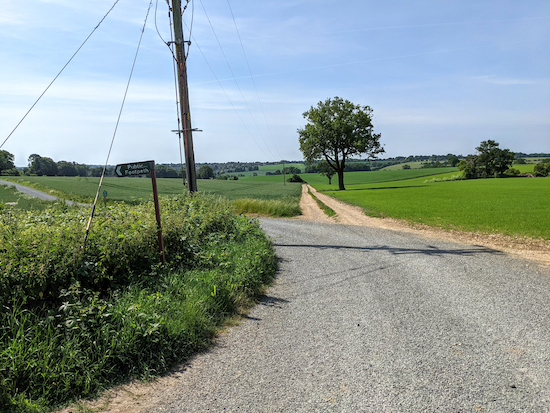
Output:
[171, 0, 197, 193]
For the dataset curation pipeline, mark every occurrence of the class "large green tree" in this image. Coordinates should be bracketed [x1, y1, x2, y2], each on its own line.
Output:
[0, 150, 15, 174]
[298, 97, 384, 190]
[197, 165, 214, 179]
[476, 140, 514, 177]
[57, 161, 78, 176]
[28, 154, 58, 176]
[457, 140, 515, 179]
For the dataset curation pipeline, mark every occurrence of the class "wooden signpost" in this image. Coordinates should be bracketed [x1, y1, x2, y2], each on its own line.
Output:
[115, 160, 165, 264]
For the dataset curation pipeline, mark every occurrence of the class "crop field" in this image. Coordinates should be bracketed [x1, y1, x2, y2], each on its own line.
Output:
[2, 165, 546, 237]
[510, 164, 537, 173]
[294, 167, 458, 186]
[317, 173, 549, 240]
[381, 161, 427, 170]
[1, 176, 302, 203]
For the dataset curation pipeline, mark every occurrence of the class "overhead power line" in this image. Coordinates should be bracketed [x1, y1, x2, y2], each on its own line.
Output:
[226, 0, 283, 160]
[84, 0, 154, 246]
[0, 0, 122, 150]
[198, 0, 278, 161]
[189, 33, 275, 162]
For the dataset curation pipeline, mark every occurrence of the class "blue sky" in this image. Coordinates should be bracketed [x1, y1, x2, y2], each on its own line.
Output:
[1, 0, 549, 167]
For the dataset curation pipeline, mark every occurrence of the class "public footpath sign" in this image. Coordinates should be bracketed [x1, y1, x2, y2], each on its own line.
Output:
[115, 161, 154, 177]
[115, 160, 165, 264]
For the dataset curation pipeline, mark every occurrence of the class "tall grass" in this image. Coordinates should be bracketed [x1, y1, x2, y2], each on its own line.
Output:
[231, 197, 301, 217]
[0, 194, 277, 412]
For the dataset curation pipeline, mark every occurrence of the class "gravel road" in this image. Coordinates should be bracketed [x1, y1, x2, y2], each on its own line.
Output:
[128, 218, 550, 413]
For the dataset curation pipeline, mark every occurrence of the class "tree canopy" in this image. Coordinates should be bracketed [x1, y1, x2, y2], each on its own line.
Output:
[28, 154, 58, 176]
[298, 97, 384, 190]
[197, 165, 214, 179]
[0, 150, 15, 174]
[476, 140, 515, 177]
[457, 140, 515, 179]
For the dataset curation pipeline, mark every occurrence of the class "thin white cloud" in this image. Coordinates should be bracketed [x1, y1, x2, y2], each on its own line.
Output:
[470, 75, 540, 85]
[333, 16, 550, 34]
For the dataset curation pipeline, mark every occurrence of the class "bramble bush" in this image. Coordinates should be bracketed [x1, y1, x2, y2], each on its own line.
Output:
[0, 194, 277, 412]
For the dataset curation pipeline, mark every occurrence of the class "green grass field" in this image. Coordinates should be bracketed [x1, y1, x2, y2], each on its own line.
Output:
[318, 173, 549, 239]
[1, 176, 302, 203]
[296, 167, 458, 186]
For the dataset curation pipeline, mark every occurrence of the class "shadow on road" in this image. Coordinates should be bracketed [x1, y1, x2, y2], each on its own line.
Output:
[259, 295, 290, 309]
[273, 243, 504, 258]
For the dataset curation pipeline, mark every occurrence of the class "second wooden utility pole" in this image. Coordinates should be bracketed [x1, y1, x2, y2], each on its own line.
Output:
[171, 0, 197, 193]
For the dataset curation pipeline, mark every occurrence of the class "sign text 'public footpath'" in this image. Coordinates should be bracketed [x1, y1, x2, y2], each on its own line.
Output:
[115, 161, 154, 177]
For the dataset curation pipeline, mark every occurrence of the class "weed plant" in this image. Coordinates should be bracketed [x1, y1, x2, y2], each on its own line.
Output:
[0, 194, 277, 412]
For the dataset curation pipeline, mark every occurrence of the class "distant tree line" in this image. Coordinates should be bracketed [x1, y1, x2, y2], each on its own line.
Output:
[2, 150, 548, 180]
[304, 162, 372, 174]
[0, 153, 189, 179]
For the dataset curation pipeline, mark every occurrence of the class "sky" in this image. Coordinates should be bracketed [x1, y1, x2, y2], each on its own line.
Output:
[1, 0, 549, 167]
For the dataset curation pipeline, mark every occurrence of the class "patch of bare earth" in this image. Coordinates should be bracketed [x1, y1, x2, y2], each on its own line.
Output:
[56, 370, 189, 413]
[297, 184, 550, 267]
[56, 183, 549, 413]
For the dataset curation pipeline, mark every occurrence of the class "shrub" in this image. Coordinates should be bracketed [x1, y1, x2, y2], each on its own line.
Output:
[504, 168, 521, 177]
[287, 174, 304, 183]
[0, 195, 260, 308]
[533, 162, 550, 177]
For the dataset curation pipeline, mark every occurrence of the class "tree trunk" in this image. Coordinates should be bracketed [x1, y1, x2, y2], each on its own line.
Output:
[337, 169, 345, 190]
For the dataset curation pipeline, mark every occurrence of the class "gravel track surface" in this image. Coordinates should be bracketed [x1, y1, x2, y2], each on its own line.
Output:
[99, 218, 550, 413]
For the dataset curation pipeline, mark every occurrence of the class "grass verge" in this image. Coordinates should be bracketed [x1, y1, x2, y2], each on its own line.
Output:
[307, 188, 336, 217]
[0, 185, 53, 211]
[0, 194, 277, 412]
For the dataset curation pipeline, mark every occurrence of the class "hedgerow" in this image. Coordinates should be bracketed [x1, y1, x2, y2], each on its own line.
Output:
[0, 194, 277, 412]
